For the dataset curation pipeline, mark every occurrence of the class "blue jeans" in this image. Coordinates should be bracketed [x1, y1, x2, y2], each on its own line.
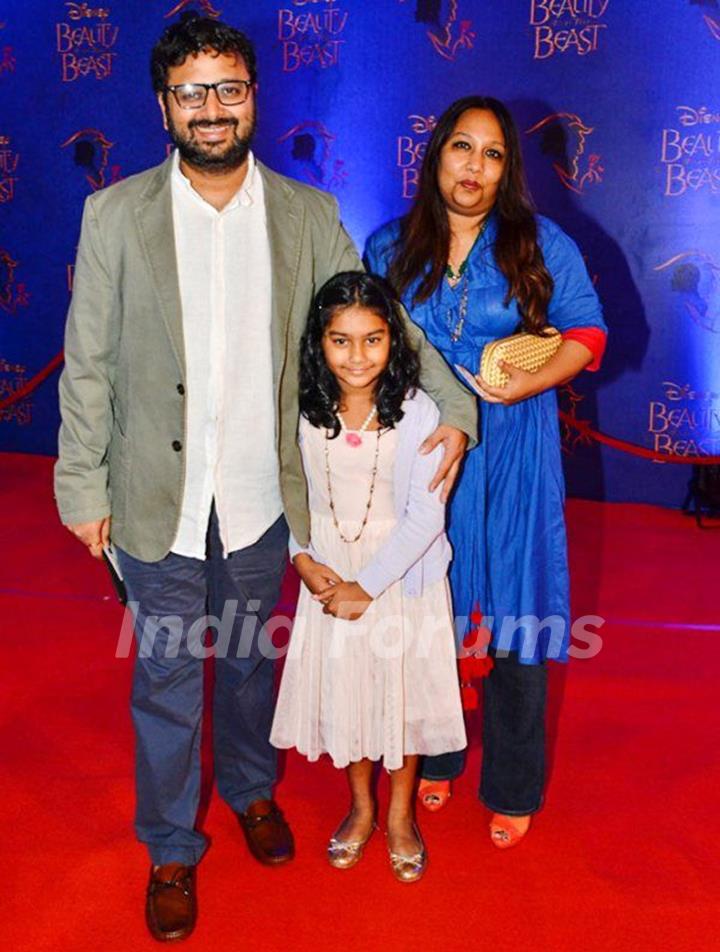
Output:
[423, 651, 547, 815]
[116, 511, 289, 866]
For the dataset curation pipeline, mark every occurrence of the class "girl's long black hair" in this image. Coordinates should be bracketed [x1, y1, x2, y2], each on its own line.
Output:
[299, 271, 420, 438]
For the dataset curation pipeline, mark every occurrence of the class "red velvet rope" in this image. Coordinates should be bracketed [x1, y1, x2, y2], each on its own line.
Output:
[559, 411, 720, 466]
[2, 353, 719, 467]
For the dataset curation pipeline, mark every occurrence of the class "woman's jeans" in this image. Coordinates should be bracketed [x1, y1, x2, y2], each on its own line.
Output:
[423, 651, 547, 815]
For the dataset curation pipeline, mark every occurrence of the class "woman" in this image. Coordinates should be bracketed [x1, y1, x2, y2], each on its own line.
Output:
[364, 96, 606, 848]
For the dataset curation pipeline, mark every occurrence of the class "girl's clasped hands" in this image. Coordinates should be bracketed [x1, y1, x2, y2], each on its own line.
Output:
[293, 552, 372, 620]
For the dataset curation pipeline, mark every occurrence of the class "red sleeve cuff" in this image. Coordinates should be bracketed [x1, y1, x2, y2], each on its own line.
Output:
[561, 327, 607, 372]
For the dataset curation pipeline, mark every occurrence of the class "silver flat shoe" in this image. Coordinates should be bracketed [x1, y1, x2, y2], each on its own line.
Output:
[387, 822, 427, 883]
[327, 817, 376, 869]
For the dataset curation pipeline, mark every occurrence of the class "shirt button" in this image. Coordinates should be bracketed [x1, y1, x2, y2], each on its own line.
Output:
[172, 440, 182, 452]
[176, 383, 185, 395]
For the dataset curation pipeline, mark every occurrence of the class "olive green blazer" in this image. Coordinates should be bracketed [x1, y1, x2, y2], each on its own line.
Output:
[54, 156, 477, 562]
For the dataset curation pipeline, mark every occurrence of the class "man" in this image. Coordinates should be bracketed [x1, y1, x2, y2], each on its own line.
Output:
[55, 15, 476, 943]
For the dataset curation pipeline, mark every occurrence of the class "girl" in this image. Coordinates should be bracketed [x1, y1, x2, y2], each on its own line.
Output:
[270, 272, 466, 883]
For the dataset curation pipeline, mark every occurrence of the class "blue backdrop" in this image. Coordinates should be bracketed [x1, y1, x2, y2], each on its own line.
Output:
[1, 0, 719, 507]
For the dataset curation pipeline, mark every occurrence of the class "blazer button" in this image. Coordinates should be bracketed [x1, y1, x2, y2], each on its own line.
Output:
[172, 440, 182, 452]
[176, 383, 185, 395]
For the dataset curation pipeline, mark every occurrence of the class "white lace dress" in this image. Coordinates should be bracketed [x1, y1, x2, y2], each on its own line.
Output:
[270, 417, 466, 771]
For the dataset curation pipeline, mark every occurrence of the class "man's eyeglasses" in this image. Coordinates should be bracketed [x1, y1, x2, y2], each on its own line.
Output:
[164, 80, 253, 110]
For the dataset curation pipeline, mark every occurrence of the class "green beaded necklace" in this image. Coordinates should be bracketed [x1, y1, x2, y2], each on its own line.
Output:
[445, 217, 489, 281]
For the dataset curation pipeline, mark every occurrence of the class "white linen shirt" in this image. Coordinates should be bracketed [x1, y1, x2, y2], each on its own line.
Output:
[170, 150, 282, 559]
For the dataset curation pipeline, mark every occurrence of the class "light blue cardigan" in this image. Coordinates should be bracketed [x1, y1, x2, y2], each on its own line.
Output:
[289, 388, 452, 599]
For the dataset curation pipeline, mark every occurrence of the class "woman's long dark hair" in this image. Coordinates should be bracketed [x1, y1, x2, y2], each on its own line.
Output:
[299, 271, 420, 437]
[388, 95, 554, 334]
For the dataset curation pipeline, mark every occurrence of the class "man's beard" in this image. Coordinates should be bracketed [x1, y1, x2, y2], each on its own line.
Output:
[167, 112, 256, 173]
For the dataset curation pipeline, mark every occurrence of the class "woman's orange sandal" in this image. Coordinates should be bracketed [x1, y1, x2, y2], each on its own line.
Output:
[417, 779, 451, 812]
[489, 814, 531, 849]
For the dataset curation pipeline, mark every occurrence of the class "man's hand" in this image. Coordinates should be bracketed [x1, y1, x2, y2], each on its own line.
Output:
[313, 581, 372, 620]
[293, 553, 344, 595]
[420, 424, 469, 502]
[68, 516, 111, 560]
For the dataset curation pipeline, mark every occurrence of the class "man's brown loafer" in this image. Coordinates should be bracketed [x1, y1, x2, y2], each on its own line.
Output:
[237, 798, 295, 866]
[146, 862, 197, 943]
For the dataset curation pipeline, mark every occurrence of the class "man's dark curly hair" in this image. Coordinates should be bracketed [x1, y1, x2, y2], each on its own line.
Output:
[300, 271, 420, 438]
[150, 14, 257, 94]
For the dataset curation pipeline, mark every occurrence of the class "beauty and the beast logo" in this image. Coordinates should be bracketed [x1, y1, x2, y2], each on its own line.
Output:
[526, 112, 603, 194]
[647, 381, 720, 460]
[399, 1, 475, 62]
[277, 121, 347, 189]
[690, 0, 720, 40]
[396, 113, 436, 199]
[655, 251, 720, 334]
[165, 0, 221, 18]
[660, 104, 720, 196]
[0, 135, 18, 204]
[277, 0, 348, 72]
[0, 358, 31, 426]
[61, 129, 121, 191]
[529, 0, 609, 59]
[0, 250, 30, 316]
[56, 2, 118, 82]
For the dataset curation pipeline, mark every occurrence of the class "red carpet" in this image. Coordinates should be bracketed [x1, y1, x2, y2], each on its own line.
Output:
[3, 452, 719, 951]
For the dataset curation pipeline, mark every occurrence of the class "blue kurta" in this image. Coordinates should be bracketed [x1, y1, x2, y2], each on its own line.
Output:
[365, 214, 606, 664]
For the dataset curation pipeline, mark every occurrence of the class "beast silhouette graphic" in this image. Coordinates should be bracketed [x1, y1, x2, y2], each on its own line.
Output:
[277, 121, 347, 189]
[0, 250, 30, 315]
[405, 0, 475, 61]
[165, 0, 221, 19]
[61, 128, 118, 191]
[526, 113, 604, 194]
[656, 251, 720, 333]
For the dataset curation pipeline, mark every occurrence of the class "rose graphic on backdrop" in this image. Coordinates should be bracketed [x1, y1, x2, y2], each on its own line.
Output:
[690, 0, 720, 40]
[401, 0, 475, 61]
[277, 121, 347, 189]
[526, 113, 604, 194]
[558, 384, 588, 455]
[0, 251, 30, 316]
[655, 251, 720, 334]
[0, 22, 16, 76]
[165, 0, 221, 19]
[61, 129, 121, 191]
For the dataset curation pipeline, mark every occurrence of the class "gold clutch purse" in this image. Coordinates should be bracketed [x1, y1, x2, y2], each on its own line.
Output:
[479, 327, 562, 387]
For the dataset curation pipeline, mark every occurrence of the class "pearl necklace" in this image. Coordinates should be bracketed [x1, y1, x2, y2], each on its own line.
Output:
[337, 405, 377, 447]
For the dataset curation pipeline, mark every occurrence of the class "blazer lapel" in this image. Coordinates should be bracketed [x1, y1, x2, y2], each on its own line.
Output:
[134, 157, 186, 377]
[260, 162, 303, 388]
